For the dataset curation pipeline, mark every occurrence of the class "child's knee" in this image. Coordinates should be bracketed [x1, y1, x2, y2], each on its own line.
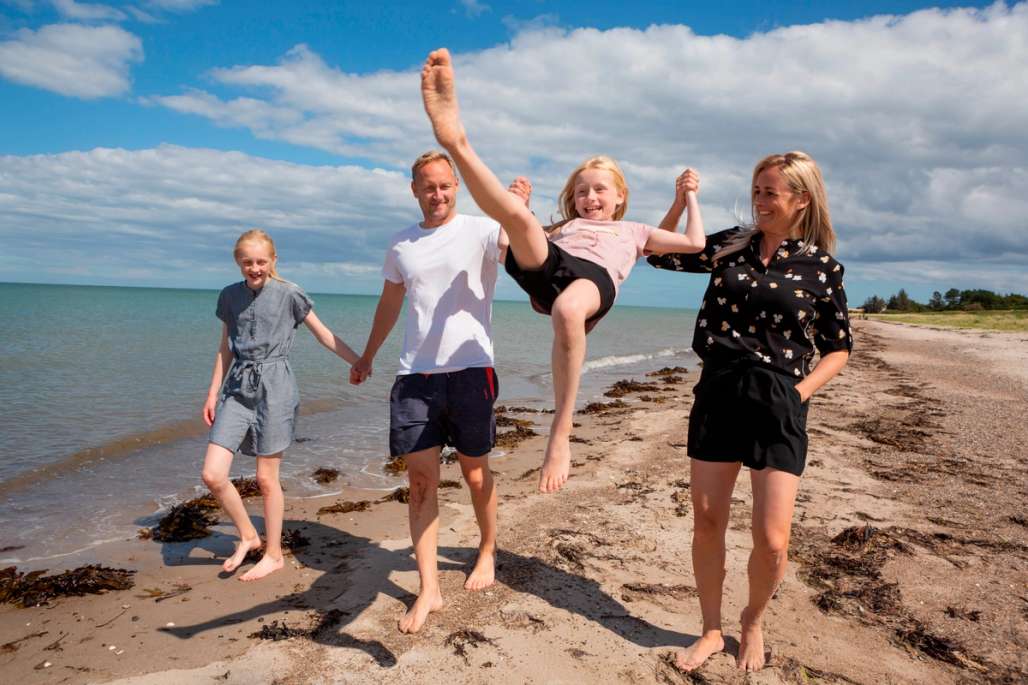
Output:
[256, 471, 280, 495]
[202, 469, 228, 492]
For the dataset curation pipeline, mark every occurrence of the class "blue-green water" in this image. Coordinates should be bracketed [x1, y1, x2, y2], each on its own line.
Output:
[0, 282, 697, 569]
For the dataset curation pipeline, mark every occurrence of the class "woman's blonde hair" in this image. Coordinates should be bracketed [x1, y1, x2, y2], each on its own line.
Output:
[556, 155, 630, 223]
[716, 151, 835, 260]
[234, 229, 284, 281]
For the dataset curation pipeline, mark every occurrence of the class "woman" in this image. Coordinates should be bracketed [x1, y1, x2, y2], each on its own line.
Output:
[649, 151, 852, 672]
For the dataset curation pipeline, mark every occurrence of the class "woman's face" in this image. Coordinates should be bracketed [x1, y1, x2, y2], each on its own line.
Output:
[752, 165, 807, 236]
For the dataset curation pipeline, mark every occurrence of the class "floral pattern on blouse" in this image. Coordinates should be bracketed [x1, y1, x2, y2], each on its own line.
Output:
[648, 226, 853, 377]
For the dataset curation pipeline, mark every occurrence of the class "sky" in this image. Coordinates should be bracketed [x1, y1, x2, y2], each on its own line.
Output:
[1, 0, 1026, 308]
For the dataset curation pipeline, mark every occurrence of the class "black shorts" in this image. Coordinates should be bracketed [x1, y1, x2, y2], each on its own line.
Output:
[389, 367, 499, 458]
[504, 242, 616, 332]
[688, 358, 809, 476]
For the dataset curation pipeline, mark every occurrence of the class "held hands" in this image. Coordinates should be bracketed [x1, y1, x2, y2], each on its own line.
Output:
[350, 356, 373, 385]
[202, 394, 218, 427]
[508, 176, 532, 207]
[675, 168, 700, 207]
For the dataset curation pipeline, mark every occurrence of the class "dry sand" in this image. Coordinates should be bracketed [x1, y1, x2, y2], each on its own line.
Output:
[1, 318, 1026, 684]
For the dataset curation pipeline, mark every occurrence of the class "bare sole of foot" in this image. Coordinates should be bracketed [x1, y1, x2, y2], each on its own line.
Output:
[676, 632, 725, 671]
[222, 536, 262, 573]
[737, 608, 767, 671]
[538, 436, 571, 493]
[398, 591, 444, 634]
[464, 550, 496, 591]
[238, 553, 283, 582]
[420, 49, 464, 149]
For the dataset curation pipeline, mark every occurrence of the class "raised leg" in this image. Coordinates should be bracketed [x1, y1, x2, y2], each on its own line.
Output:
[200, 442, 261, 574]
[677, 459, 740, 671]
[738, 466, 800, 671]
[398, 447, 445, 633]
[539, 279, 601, 493]
[239, 454, 285, 581]
[458, 452, 497, 590]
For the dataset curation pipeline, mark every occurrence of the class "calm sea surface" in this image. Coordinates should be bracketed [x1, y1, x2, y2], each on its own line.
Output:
[0, 282, 697, 569]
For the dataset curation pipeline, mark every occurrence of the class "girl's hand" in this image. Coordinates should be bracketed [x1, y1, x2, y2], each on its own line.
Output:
[350, 356, 373, 385]
[202, 395, 218, 426]
[508, 176, 532, 207]
[675, 168, 700, 205]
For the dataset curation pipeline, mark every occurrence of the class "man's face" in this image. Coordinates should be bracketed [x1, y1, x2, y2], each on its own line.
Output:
[412, 159, 458, 227]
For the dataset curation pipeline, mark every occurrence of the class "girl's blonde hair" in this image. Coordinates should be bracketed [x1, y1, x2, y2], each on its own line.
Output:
[555, 155, 630, 225]
[715, 151, 836, 260]
[234, 229, 284, 281]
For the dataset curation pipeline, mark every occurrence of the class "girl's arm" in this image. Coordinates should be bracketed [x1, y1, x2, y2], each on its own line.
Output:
[350, 279, 406, 385]
[304, 310, 359, 365]
[645, 177, 705, 254]
[795, 349, 849, 402]
[202, 324, 233, 427]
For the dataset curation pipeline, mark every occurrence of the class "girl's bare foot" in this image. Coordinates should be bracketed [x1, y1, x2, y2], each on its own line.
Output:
[398, 589, 444, 633]
[464, 548, 495, 591]
[238, 553, 283, 582]
[222, 535, 262, 573]
[737, 607, 767, 671]
[420, 48, 464, 148]
[676, 630, 725, 671]
[538, 435, 571, 493]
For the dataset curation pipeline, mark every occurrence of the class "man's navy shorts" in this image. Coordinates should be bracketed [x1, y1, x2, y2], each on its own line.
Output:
[389, 367, 499, 458]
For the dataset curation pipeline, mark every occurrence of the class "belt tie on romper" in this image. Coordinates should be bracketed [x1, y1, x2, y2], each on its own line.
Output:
[228, 354, 288, 399]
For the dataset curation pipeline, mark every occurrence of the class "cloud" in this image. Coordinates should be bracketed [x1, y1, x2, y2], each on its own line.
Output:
[51, 0, 126, 21]
[144, 0, 216, 11]
[0, 23, 143, 97]
[458, 0, 489, 18]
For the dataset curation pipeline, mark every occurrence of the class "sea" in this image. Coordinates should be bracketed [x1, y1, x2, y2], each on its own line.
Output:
[0, 282, 698, 570]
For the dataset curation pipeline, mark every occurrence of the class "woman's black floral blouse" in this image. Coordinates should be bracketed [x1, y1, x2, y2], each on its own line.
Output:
[648, 227, 853, 377]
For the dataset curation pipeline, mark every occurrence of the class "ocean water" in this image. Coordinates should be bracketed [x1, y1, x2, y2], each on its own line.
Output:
[0, 282, 697, 569]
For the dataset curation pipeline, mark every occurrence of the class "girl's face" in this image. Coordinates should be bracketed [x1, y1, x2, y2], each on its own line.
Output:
[753, 166, 808, 236]
[573, 168, 625, 222]
[236, 240, 276, 290]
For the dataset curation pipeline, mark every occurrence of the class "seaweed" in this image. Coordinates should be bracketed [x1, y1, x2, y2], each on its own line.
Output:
[639, 395, 668, 404]
[317, 500, 371, 515]
[604, 378, 661, 398]
[660, 375, 685, 384]
[282, 528, 310, 550]
[137, 583, 191, 602]
[517, 467, 540, 480]
[569, 435, 591, 444]
[581, 399, 629, 414]
[383, 458, 406, 475]
[311, 468, 339, 484]
[494, 405, 547, 414]
[1, 630, 47, 653]
[439, 479, 462, 489]
[249, 620, 308, 641]
[944, 606, 982, 622]
[655, 651, 711, 684]
[620, 582, 696, 603]
[0, 565, 135, 607]
[444, 628, 497, 665]
[150, 501, 220, 542]
[496, 415, 534, 428]
[494, 424, 538, 449]
[378, 487, 410, 504]
[646, 366, 689, 377]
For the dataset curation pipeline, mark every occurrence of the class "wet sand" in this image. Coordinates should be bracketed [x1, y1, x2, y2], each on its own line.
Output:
[1, 319, 1026, 684]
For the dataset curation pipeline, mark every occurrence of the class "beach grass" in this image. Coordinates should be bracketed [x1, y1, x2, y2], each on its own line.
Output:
[866, 309, 1028, 332]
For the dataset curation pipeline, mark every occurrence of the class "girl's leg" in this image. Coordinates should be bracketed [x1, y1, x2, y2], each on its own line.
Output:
[399, 447, 445, 633]
[678, 459, 740, 671]
[457, 452, 497, 590]
[239, 454, 285, 582]
[539, 279, 601, 493]
[201, 442, 261, 573]
[738, 466, 800, 671]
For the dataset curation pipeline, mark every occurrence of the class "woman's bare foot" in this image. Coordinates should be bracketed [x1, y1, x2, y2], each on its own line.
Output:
[398, 589, 444, 634]
[238, 553, 283, 582]
[676, 630, 725, 671]
[464, 548, 495, 591]
[222, 535, 262, 573]
[737, 607, 767, 671]
[420, 48, 464, 149]
[538, 435, 571, 493]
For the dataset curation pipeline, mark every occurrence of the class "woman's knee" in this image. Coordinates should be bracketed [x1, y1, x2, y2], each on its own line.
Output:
[752, 527, 791, 561]
[692, 505, 729, 541]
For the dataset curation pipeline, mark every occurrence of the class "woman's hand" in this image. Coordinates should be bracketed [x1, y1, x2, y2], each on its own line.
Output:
[675, 168, 700, 206]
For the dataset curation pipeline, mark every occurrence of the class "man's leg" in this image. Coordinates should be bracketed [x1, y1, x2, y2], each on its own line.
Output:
[399, 446, 445, 633]
[457, 452, 497, 590]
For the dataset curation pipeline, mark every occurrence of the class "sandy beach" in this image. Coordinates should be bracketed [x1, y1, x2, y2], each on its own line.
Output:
[2, 319, 1026, 684]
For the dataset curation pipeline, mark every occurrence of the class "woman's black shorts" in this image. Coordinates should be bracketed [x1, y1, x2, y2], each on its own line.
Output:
[504, 242, 616, 332]
[688, 358, 810, 476]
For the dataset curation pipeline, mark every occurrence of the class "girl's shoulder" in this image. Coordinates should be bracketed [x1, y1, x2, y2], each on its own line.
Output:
[219, 281, 246, 298]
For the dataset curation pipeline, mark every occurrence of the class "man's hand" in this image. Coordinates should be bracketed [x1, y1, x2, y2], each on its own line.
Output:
[675, 168, 700, 206]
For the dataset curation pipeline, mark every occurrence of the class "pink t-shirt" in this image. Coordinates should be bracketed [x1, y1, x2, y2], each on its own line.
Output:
[549, 218, 655, 294]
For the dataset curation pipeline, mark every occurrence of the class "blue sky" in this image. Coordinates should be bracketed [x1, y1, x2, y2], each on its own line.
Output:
[2, 0, 1025, 307]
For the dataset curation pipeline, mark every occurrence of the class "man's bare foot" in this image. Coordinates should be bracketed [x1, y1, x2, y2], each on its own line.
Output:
[238, 553, 283, 582]
[222, 535, 262, 573]
[420, 48, 464, 148]
[676, 631, 725, 671]
[398, 589, 444, 634]
[737, 607, 767, 671]
[464, 548, 495, 591]
[538, 435, 571, 493]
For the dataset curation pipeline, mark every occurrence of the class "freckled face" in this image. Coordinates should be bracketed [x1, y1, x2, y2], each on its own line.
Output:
[753, 166, 808, 236]
[236, 241, 276, 290]
[573, 168, 624, 222]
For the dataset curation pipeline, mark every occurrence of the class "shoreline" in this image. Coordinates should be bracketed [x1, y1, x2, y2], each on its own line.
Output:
[1, 320, 1025, 683]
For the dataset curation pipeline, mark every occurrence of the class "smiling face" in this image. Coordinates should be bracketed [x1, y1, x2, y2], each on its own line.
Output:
[412, 159, 459, 228]
[235, 240, 276, 290]
[572, 168, 625, 222]
[752, 165, 809, 237]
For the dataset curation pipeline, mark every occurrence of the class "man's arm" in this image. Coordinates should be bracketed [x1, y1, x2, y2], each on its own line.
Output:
[350, 279, 406, 385]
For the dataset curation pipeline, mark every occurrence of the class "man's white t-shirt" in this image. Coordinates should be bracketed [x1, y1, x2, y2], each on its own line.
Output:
[382, 213, 501, 375]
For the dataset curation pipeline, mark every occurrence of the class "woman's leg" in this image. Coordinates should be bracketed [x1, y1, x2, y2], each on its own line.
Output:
[399, 447, 445, 633]
[539, 279, 601, 493]
[200, 442, 261, 573]
[457, 452, 497, 590]
[678, 459, 741, 671]
[738, 466, 800, 671]
[239, 454, 285, 581]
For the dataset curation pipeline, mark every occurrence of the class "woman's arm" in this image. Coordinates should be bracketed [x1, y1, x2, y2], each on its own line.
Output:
[304, 310, 360, 365]
[202, 324, 233, 426]
[795, 349, 849, 402]
[350, 279, 406, 385]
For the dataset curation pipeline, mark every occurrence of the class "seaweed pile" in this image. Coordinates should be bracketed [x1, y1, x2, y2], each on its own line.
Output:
[145, 477, 262, 542]
[604, 379, 661, 398]
[317, 500, 371, 516]
[1, 565, 135, 608]
[311, 468, 339, 484]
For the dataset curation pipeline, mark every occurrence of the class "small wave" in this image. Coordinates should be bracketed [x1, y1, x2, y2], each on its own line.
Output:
[582, 347, 693, 373]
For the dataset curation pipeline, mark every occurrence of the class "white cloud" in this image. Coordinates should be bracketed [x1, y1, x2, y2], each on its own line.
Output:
[0, 23, 142, 97]
[51, 0, 126, 21]
[145, 0, 216, 12]
[459, 0, 489, 18]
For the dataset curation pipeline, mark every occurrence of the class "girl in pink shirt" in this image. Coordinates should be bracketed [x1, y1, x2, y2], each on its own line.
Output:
[421, 49, 705, 493]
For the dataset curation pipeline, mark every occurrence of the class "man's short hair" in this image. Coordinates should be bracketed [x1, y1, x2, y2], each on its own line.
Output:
[411, 150, 457, 181]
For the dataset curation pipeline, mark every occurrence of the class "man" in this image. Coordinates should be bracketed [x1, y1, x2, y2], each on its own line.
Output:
[351, 150, 528, 633]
